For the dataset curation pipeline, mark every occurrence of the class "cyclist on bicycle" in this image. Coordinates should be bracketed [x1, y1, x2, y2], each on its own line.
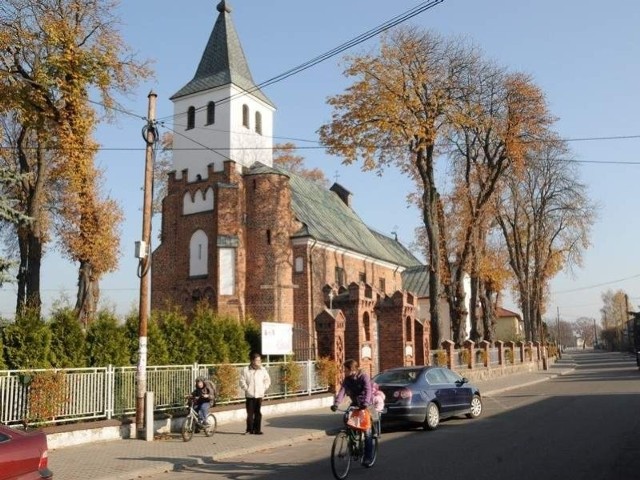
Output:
[330, 359, 375, 467]
[190, 377, 214, 429]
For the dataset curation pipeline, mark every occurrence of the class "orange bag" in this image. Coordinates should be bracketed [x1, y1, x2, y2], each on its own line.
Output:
[346, 408, 371, 431]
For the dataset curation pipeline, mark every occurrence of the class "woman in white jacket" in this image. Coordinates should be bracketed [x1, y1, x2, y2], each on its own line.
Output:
[240, 351, 271, 434]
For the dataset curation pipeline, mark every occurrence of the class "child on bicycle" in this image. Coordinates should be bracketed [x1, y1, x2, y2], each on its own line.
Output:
[190, 377, 215, 429]
[330, 359, 375, 467]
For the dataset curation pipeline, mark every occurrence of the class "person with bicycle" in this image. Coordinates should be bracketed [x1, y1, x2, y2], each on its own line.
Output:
[189, 377, 214, 430]
[330, 359, 375, 467]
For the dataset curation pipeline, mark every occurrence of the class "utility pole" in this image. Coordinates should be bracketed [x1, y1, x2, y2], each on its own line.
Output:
[136, 91, 157, 437]
[556, 306, 560, 345]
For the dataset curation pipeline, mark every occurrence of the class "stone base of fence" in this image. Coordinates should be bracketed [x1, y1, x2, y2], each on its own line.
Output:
[455, 358, 550, 384]
[46, 393, 334, 450]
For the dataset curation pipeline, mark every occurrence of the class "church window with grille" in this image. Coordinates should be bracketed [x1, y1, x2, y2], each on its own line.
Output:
[255, 111, 262, 135]
[206, 101, 215, 125]
[187, 106, 195, 130]
[335, 266, 345, 286]
[406, 316, 413, 341]
[359, 272, 367, 284]
[242, 104, 249, 128]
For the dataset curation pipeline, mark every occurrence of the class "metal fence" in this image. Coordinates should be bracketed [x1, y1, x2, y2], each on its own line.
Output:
[0, 360, 327, 427]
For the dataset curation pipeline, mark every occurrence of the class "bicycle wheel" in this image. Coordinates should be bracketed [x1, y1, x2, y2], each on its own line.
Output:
[330, 431, 351, 480]
[366, 435, 379, 467]
[181, 414, 194, 442]
[203, 413, 217, 436]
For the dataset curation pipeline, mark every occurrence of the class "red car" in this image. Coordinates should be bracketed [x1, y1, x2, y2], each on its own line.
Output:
[0, 424, 53, 479]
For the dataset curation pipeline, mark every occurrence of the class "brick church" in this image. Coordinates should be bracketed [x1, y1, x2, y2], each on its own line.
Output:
[151, 1, 433, 374]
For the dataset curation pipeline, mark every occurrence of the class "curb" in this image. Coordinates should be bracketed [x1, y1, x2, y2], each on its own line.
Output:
[101, 429, 340, 480]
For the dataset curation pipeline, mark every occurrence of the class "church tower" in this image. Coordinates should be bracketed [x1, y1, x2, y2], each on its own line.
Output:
[170, 0, 275, 181]
[152, 1, 280, 318]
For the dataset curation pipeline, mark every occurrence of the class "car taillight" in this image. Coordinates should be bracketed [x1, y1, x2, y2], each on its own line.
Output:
[393, 388, 412, 400]
[38, 449, 49, 470]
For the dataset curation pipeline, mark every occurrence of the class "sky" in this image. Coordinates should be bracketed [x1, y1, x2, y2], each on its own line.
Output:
[1, 0, 640, 325]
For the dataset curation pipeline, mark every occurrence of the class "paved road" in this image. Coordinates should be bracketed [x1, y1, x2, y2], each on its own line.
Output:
[138, 350, 640, 480]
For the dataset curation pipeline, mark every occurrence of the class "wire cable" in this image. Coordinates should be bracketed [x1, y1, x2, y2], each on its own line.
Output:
[157, 0, 445, 122]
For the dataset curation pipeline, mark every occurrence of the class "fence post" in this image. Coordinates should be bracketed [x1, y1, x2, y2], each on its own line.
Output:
[441, 340, 455, 369]
[106, 365, 114, 420]
[479, 340, 490, 368]
[307, 360, 313, 396]
[495, 340, 505, 366]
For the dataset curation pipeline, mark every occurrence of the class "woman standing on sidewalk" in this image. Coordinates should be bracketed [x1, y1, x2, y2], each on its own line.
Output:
[240, 352, 271, 435]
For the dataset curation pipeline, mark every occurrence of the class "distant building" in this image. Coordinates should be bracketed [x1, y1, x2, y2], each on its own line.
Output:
[494, 306, 524, 341]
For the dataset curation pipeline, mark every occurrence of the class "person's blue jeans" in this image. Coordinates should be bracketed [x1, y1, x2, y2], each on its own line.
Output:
[363, 428, 374, 462]
[197, 401, 210, 424]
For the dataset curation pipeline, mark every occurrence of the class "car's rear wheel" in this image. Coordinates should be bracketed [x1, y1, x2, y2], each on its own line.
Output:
[423, 401, 440, 430]
[466, 394, 482, 419]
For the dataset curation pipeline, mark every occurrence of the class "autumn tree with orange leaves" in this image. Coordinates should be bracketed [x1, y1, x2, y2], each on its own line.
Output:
[443, 64, 555, 344]
[0, 0, 151, 321]
[319, 27, 473, 346]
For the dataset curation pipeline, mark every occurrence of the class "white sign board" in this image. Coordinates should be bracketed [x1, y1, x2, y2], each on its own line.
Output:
[261, 322, 293, 355]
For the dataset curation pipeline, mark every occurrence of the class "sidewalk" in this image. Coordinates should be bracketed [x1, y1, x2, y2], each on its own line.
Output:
[48, 356, 576, 480]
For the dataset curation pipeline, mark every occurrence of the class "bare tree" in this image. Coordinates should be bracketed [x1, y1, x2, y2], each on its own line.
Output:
[496, 135, 596, 341]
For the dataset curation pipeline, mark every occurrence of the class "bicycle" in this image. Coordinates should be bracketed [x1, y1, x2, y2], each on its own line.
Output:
[330, 407, 379, 479]
[181, 398, 217, 442]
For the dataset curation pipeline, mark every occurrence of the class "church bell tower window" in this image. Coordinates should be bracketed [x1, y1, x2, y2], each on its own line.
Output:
[187, 106, 195, 130]
[255, 111, 262, 135]
[242, 104, 249, 128]
[206, 101, 215, 125]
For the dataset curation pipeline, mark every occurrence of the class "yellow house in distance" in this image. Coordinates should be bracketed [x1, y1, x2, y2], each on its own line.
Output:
[494, 306, 524, 342]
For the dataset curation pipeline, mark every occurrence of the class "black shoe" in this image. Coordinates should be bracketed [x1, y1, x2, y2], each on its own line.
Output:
[363, 458, 374, 468]
[254, 431, 263, 435]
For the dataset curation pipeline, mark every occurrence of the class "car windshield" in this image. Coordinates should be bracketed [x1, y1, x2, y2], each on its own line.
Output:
[374, 368, 422, 384]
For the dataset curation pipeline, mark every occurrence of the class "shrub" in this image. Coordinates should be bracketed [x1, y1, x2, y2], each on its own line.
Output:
[25, 371, 68, 425]
[48, 308, 87, 368]
[281, 361, 302, 393]
[460, 348, 470, 367]
[124, 310, 169, 366]
[213, 363, 240, 402]
[3, 308, 52, 369]
[315, 357, 340, 392]
[154, 307, 197, 365]
[86, 311, 129, 366]
[435, 350, 448, 367]
[505, 348, 514, 364]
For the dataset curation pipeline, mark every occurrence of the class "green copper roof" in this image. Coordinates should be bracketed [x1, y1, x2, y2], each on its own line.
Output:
[401, 265, 430, 297]
[170, 1, 274, 107]
[246, 163, 422, 268]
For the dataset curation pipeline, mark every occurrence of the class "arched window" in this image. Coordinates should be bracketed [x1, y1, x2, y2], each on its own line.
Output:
[189, 230, 208, 276]
[187, 106, 195, 130]
[242, 104, 249, 128]
[363, 312, 371, 342]
[255, 111, 262, 135]
[206, 101, 215, 125]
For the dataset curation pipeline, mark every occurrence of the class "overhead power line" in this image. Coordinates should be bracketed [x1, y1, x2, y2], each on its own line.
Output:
[553, 273, 640, 294]
[157, 0, 445, 123]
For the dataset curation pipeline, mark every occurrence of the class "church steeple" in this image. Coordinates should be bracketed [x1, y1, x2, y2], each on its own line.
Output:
[171, 0, 273, 107]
